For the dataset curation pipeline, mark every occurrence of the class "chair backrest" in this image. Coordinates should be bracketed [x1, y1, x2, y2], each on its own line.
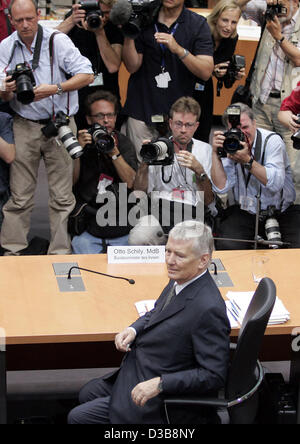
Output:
[226, 277, 276, 424]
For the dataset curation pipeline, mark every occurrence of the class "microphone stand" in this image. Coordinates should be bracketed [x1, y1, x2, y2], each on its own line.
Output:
[68, 266, 135, 285]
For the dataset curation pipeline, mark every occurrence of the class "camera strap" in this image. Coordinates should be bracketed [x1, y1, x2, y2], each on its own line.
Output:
[154, 22, 179, 72]
[5, 24, 43, 71]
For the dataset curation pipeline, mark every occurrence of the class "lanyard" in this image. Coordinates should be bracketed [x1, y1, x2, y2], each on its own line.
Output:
[154, 22, 179, 71]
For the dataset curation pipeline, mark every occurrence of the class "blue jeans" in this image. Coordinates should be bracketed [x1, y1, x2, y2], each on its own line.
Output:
[72, 231, 129, 254]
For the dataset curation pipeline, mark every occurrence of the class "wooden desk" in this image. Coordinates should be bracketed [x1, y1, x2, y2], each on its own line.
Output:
[0, 250, 299, 423]
[0, 250, 299, 344]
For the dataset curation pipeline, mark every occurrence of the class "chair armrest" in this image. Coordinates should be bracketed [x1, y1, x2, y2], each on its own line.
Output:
[164, 395, 228, 409]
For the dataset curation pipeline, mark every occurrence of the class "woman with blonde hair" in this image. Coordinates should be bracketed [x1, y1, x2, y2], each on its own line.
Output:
[194, 0, 245, 142]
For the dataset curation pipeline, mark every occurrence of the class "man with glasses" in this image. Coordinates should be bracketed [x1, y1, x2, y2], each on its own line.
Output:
[70, 90, 137, 254]
[133, 96, 216, 236]
[57, 0, 124, 130]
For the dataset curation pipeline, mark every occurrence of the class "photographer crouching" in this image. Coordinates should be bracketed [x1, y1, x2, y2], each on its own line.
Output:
[211, 103, 300, 250]
[0, 0, 94, 255]
[132, 96, 217, 240]
[70, 90, 137, 254]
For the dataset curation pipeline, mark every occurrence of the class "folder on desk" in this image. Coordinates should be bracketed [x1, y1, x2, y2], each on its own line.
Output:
[226, 291, 290, 327]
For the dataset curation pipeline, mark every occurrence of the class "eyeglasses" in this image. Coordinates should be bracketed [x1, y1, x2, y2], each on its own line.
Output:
[89, 112, 116, 120]
[173, 121, 197, 129]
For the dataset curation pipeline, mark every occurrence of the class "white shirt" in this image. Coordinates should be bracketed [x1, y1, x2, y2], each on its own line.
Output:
[147, 138, 212, 207]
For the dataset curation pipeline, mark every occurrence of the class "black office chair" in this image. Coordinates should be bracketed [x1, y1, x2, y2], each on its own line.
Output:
[164, 277, 277, 424]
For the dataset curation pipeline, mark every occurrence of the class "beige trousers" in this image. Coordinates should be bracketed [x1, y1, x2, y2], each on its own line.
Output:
[0, 115, 75, 255]
[253, 98, 300, 204]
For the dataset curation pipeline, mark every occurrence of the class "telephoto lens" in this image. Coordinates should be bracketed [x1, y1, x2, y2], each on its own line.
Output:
[265, 217, 282, 249]
[58, 126, 84, 159]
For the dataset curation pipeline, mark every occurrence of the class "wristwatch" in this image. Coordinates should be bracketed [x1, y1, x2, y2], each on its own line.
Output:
[56, 83, 63, 96]
[179, 49, 190, 61]
[276, 36, 285, 45]
[198, 173, 207, 182]
[111, 153, 121, 161]
[158, 378, 163, 393]
[244, 155, 254, 170]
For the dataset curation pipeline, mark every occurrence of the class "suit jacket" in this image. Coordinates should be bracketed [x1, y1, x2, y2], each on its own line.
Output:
[107, 270, 231, 424]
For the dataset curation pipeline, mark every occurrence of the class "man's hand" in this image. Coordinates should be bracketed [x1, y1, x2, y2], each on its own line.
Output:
[212, 130, 225, 155]
[78, 129, 92, 148]
[131, 377, 161, 407]
[176, 150, 204, 175]
[115, 327, 136, 352]
[266, 14, 283, 41]
[227, 141, 251, 164]
[154, 32, 181, 56]
[33, 84, 57, 101]
[72, 3, 86, 27]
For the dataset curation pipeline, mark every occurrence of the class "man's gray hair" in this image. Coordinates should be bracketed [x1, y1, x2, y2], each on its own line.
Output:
[9, 0, 39, 15]
[169, 220, 214, 257]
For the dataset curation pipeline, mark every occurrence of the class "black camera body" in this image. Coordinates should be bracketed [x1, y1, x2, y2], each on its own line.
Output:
[260, 205, 282, 248]
[224, 54, 246, 88]
[42, 111, 83, 159]
[79, 0, 103, 29]
[218, 105, 245, 157]
[291, 114, 300, 150]
[140, 137, 174, 166]
[265, 3, 287, 21]
[121, 0, 161, 39]
[7, 62, 36, 105]
[88, 123, 115, 154]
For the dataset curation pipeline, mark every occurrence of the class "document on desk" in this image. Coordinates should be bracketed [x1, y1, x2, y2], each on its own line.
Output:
[135, 300, 156, 317]
[226, 291, 290, 327]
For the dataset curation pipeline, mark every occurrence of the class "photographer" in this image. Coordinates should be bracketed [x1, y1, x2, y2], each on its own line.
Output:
[211, 102, 300, 249]
[121, 0, 214, 162]
[0, 0, 94, 256]
[278, 80, 300, 131]
[0, 111, 15, 232]
[57, 0, 124, 130]
[193, 0, 245, 143]
[237, 0, 300, 200]
[71, 90, 137, 254]
[133, 96, 216, 236]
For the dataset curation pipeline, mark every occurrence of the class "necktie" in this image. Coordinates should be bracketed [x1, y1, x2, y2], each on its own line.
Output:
[161, 284, 176, 311]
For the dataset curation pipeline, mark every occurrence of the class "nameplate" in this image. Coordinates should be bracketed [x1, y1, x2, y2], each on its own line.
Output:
[107, 246, 165, 264]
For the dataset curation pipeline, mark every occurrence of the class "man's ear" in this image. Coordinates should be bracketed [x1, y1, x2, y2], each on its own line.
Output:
[198, 253, 210, 271]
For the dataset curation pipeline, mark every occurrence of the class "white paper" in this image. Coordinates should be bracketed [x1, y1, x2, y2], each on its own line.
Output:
[135, 300, 156, 317]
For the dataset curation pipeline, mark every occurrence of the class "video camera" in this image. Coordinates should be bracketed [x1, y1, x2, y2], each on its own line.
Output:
[79, 0, 103, 29]
[265, 2, 287, 21]
[7, 62, 36, 105]
[140, 137, 174, 166]
[291, 114, 300, 150]
[88, 123, 115, 154]
[41, 111, 84, 159]
[218, 105, 245, 157]
[260, 205, 282, 249]
[110, 0, 161, 39]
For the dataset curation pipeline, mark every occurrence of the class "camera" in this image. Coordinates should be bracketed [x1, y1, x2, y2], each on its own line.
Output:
[140, 137, 174, 166]
[265, 3, 287, 21]
[7, 63, 36, 105]
[218, 105, 245, 157]
[79, 0, 103, 29]
[291, 114, 300, 150]
[260, 205, 282, 249]
[224, 55, 245, 88]
[110, 0, 161, 39]
[41, 111, 83, 159]
[88, 123, 115, 154]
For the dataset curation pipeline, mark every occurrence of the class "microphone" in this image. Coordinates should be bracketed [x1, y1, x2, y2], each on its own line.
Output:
[109, 0, 132, 26]
[68, 266, 135, 285]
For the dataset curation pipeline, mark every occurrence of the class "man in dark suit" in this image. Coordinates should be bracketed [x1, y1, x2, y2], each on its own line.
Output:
[68, 220, 231, 424]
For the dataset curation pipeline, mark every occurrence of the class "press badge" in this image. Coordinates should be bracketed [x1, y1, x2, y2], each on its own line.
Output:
[172, 187, 185, 200]
[239, 195, 256, 212]
[155, 71, 171, 88]
[97, 174, 113, 195]
[195, 82, 205, 91]
[89, 73, 104, 87]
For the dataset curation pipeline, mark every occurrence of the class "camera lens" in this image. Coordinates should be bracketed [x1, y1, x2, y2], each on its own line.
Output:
[91, 126, 115, 153]
[265, 218, 281, 249]
[58, 126, 83, 159]
[16, 74, 35, 105]
[87, 12, 101, 28]
[140, 140, 170, 163]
